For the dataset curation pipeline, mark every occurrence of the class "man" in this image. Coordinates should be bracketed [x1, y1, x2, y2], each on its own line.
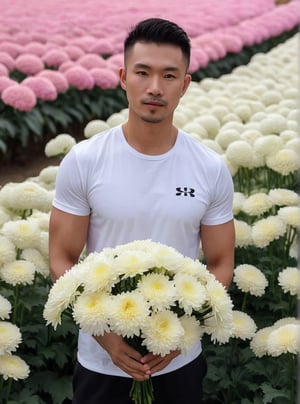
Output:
[49, 18, 235, 404]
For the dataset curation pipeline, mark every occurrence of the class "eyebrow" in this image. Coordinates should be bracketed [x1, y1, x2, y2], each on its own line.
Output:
[133, 63, 180, 71]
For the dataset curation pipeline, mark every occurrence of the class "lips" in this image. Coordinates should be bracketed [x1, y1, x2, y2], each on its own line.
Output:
[142, 98, 166, 107]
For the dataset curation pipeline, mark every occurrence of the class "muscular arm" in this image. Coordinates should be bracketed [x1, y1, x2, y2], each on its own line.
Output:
[200, 220, 235, 288]
[49, 207, 90, 281]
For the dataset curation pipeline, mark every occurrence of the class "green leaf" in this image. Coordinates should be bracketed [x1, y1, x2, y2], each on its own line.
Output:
[27, 371, 72, 404]
[261, 383, 290, 403]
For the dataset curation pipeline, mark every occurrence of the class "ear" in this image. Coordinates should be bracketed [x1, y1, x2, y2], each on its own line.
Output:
[181, 74, 191, 97]
[119, 67, 126, 91]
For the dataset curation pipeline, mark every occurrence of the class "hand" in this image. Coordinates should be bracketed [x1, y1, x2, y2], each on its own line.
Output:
[94, 333, 151, 381]
[140, 350, 181, 375]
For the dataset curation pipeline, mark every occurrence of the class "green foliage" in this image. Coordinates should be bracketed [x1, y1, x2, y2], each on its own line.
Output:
[0, 86, 128, 160]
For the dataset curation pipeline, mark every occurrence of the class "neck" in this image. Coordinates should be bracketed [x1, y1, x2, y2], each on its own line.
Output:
[122, 119, 178, 155]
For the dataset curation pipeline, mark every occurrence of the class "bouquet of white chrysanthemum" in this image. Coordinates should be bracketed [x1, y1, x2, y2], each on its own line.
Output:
[43, 240, 233, 404]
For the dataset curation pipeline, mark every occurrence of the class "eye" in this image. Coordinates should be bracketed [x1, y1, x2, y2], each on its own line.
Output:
[136, 71, 147, 76]
[165, 73, 176, 79]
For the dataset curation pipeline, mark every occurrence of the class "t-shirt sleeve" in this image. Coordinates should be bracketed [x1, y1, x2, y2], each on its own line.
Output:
[52, 148, 91, 216]
[201, 161, 234, 226]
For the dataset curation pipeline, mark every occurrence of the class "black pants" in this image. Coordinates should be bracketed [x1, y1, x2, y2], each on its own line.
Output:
[72, 354, 207, 404]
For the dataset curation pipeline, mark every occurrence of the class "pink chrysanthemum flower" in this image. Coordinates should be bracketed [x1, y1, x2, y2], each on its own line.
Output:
[0, 63, 8, 77]
[2, 84, 37, 111]
[64, 66, 94, 90]
[0, 77, 16, 94]
[0, 52, 15, 70]
[31, 32, 47, 43]
[23, 42, 46, 57]
[63, 45, 84, 61]
[90, 68, 119, 89]
[38, 70, 68, 93]
[15, 54, 44, 75]
[106, 54, 123, 73]
[218, 34, 243, 53]
[58, 61, 75, 73]
[14, 32, 32, 45]
[78, 54, 106, 70]
[89, 39, 114, 55]
[21, 76, 57, 101]
[70, 36, 96, 52]
[0, 42, 22, 58]
[42, 49, 69, 67]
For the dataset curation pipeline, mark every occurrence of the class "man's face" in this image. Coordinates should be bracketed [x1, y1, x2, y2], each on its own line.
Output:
[120, 42, 191, 124]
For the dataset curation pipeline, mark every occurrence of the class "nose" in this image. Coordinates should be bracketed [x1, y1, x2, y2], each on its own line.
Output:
[147, 76, 163, 97]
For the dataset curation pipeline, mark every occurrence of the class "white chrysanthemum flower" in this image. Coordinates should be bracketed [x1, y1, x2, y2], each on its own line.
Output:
[225, 140, 254, 167]
[44, 133, 76, 157]
[200, 139, 223, 154]
[179, 315, 203, 353]
[278, 267, 300, 296]
[203, 313, 233, 344]
[193, 115, 221, 138]
[267, 324, 300, 356]
[259, 114, 287, 135]
[277, 206, 300, 228]
[106, 113, 127, 128]
[137, 273, 176, 311]
[240, 129, 262, 145]
[43, 269, 82, 329]
[38, 231, 49, 257]
[78, 253, 118, 292]
[174, 273, 207, 315]
[29, 211, 50, 232]
[268, 188, 300, 207]
[231, 311, 257, 341]
[150, 243, 185, 273]
[234, 220, 252, 248]
[205, 279, 233, 323]
[0, 235, 16, 265]
[273, 317, 300, 328]
[72, 291, 110, 336]
[0, 206, 11, 227]
[233, 192, 246, 215]
[141, 310, 184, 356]
[266, 149, 299, 175]
[1, 219, 41, 249]
[0, 260, 35, 286]
[21, 248, 49, 277]
[215, 129, 240, 150]
[251, 216, 286, 248]
[253, 135, 284, 158]
[0, 181, 53, 212]
[180, 257, 212, 284]
[221, 154, 239, 176]
[233, 264, 268, 296]
[0, 354, 30, 380]
[84, 119, 109, 138]
[250, 326, 275, 357]
[0, 322, 22, 354]
[38, 166, 58, 187]
[109, 291, 149, 338]
[0, 295, 11, 320]
[242, 193, 273, 216]
[112, 250, 155, 279]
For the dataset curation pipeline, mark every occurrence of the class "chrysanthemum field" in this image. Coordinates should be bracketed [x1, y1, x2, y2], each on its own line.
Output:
[0, 0, 299, 403]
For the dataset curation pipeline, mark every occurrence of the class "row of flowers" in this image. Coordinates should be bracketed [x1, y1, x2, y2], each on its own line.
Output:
[0, 31, 299, 403]
[0, 0, 299, 112]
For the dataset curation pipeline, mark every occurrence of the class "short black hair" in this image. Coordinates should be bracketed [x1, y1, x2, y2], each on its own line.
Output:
[124, 18, 191, 68]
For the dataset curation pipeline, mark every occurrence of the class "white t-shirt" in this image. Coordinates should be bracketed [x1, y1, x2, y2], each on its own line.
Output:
[53, 125, 234, 377]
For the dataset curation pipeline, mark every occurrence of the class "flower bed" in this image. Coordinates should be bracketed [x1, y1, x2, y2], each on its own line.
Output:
[0, 0, 299, 156]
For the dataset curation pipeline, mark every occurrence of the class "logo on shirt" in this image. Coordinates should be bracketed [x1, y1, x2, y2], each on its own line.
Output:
[176, 187, 195, 197]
